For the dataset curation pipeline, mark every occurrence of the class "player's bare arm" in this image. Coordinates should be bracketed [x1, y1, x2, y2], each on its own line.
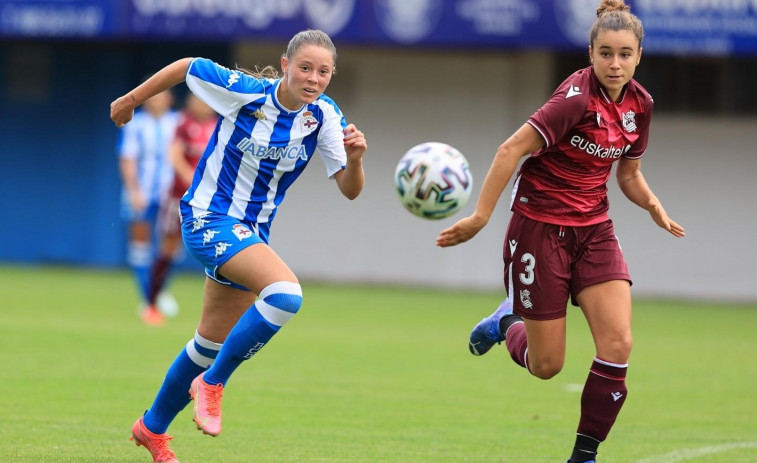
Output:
[110, 58, 193, 127]
[616, 157, 685, 237]
[334, 124, 366, 200]
[436, 123, 543, 247]
[169, 138, 195, 186]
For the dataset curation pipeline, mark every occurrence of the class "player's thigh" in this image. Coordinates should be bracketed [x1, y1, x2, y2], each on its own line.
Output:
[576, 280, 632, 364]
[198, 277, 257, 343]
[219, 243, 298, 295]
[129, 221, 151, 242]
[523, 317, 567, 378]
[504, 213, 572, 320]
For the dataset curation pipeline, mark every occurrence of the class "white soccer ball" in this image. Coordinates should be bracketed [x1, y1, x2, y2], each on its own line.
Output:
[394, 142, 473, 220]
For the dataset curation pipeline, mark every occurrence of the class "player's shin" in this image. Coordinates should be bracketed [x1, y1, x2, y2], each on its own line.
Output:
[571, 357, 628, 462]
[203, 281, 303, 386]
[143, 331, 222, 433]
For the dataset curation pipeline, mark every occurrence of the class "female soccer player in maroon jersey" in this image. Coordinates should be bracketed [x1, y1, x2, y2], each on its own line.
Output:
[437, 1, 685, 462]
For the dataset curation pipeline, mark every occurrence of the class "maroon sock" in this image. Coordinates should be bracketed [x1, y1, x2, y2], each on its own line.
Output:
[504, 321, 529, 370]
[147, 254, 172, 305]
[577, 357, 628, 442]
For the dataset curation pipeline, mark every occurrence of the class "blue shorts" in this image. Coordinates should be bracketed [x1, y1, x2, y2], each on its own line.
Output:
[121, 197, 161, 223]
[181, 210, 267, 291]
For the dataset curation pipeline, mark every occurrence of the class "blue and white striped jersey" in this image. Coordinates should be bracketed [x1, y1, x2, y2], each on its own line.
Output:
[118, 109, 179, 205]
[181, 57, 348, 229]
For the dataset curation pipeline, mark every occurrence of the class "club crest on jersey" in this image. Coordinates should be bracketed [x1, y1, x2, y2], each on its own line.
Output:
[232, 224, 253, 241]
[622, 110, 637, 132]
[301, 111, 318, 132]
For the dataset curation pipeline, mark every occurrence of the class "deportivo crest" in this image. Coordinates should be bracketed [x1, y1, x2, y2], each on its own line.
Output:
[232, 224, 253, 241]
[622, 110, 637, 133]
[301, 111, 318, 132]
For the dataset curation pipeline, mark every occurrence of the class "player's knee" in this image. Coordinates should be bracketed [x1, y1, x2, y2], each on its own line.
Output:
[257, 281, 303, 327]
[598, 333, 633, 364]
[529, 356, 564, 380]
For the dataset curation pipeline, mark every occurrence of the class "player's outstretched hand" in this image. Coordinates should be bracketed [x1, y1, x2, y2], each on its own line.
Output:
[343, 124, 367, 162]
[110, 94, 137, 127]
[436, 214, 487, 247]
[648, 201, 685, 238]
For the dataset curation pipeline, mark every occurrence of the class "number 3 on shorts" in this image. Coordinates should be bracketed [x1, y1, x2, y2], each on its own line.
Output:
[520, 252, 535, 285]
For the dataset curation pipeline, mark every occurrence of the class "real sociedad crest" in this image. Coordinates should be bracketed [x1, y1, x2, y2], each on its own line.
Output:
[622, 110, 637, 133]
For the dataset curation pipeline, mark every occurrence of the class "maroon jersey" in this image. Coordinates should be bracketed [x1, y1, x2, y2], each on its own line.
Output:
[512, 66, 653, 226]
[170, 112, 218, 198]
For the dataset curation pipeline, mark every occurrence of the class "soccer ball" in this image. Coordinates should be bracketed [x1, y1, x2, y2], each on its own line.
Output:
[394, 142, 473, 220]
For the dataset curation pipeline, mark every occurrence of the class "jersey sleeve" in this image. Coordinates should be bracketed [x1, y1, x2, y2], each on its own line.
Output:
[624, 90, 654, 159]
[315, 96, 348, 178]
[185, 58, 267, 120]
[527, 74, 589, 148]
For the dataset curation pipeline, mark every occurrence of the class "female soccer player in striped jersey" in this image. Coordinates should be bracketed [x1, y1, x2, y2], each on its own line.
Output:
[111, 29, 366, 463]
[437, 1, 684, 462]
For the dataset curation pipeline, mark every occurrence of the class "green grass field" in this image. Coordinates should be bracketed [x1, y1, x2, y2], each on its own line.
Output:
[1, 265, 756, 463]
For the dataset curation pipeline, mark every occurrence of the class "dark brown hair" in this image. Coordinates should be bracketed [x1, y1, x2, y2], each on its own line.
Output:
[589, 0, 644, 48]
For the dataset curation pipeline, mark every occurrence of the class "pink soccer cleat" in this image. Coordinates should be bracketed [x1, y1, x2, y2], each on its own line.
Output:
[130, 416, 179, 463]
[189, 373, 224, 436]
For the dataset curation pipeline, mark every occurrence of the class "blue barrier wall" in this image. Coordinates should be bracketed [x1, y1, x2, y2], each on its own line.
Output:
[0, 41, 230, 268]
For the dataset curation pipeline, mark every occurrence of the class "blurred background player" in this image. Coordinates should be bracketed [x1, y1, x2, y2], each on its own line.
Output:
[437, 1, 685, 462]
[147, 93, 219, 319]
[117, 87, 179, 326]
[110, 29, 367, 462]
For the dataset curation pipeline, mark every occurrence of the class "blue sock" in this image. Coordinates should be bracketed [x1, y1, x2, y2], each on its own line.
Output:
[127, 241, 152, 302]
[203, 281, 302, 386]
[143, 331, 222, 434]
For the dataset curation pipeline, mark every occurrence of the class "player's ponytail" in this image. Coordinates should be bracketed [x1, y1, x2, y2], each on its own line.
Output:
[236, 64, 280, 79]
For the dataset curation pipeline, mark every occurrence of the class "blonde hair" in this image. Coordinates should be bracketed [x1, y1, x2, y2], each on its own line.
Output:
[236, 29, 337, 79]
[589, 0, 644, 48]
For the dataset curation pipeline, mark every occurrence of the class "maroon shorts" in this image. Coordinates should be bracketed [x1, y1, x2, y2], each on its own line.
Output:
[158, 195, 182, 237]
[503, 213, 631, 321]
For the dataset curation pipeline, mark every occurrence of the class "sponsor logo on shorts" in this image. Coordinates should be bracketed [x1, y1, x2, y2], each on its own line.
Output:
[232, 224, 253, 241]
[215, 242, 232, 258]
[203, 229, 220, 245]
[192, 217, 209, 232]
[508, 239, 518, 255]
[520, 289, 533, 310]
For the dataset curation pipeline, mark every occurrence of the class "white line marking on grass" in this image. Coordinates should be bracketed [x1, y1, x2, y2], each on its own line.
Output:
[562, 383, 583, 393]
[636, 441, 757, 463]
